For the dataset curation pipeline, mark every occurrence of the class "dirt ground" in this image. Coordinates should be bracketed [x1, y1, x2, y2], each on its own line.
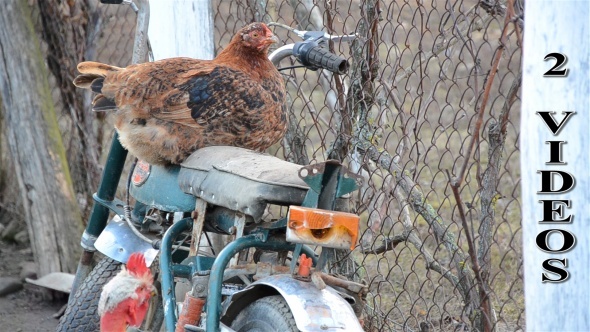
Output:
[0, 241, 65, 332]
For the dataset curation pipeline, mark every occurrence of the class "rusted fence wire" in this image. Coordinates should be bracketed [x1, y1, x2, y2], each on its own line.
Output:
[38, 0, 524, 330]
[212, 1, 524, 331]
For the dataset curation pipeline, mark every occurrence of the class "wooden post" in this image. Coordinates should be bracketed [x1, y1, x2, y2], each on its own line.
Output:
[0, 0, 83, 275]
[148, 0, 215, 60]
[521, 1, 590, 330]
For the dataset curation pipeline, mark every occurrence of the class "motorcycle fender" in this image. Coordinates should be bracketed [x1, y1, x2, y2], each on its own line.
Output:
[221, 274, 363, 332]
[94, 215, 159, 267]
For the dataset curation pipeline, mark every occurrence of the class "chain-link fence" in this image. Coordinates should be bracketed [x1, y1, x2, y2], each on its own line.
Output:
[211, 1, 524, 331]
[40, 0, 524, 330]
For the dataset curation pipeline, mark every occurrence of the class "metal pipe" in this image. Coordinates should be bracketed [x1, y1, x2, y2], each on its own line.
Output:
[172, 264, 192, 279]
[69, 0, 149, 301]
[301, 245, 318, 265]
[161, 223, 316, 331]
[131, 0, 150, 64]
[205, 235, 310, 332]
[70, 134, 128, 301]
[268, 44, 294, 67]
[85, 135, 128, 237]
[206, 234, 266, 332]
[160, 217, 193, 332]
[68, 250, 95, 304]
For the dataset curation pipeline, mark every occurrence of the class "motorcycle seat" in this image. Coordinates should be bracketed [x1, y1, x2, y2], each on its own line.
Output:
[178, 146, 309, 222]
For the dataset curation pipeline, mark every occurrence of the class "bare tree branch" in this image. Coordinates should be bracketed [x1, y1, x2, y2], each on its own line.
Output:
[454, 4, 513, 188]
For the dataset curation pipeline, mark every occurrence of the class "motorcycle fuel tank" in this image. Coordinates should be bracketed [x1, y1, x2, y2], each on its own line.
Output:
[130, 161, 196, 213]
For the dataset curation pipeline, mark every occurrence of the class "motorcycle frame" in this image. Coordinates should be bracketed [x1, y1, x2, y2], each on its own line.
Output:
[69, 2, 362, 330]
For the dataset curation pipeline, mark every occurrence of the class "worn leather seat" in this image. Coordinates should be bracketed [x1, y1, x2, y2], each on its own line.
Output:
[178, 146, 309, 221]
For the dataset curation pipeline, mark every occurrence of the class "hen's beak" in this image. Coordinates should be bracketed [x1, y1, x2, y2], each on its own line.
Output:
[262, 23, 279, 45]
[265, 34, 279, 45]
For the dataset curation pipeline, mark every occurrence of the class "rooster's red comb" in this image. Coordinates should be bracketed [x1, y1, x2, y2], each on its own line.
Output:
[126, 252, 150, 277]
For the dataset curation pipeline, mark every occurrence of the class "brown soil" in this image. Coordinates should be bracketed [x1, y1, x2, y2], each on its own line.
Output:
[0, 241, 66, 332]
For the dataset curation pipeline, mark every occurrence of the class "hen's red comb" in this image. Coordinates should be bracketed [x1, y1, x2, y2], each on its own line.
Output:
[126, 252, 150, 277]
[261, 23, 272, 35]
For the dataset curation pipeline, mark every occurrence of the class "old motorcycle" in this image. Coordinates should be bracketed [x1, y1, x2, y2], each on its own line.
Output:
[57, 1, 366, 331]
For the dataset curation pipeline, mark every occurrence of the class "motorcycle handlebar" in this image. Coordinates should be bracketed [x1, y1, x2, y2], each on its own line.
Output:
[293, 42, 349, 75]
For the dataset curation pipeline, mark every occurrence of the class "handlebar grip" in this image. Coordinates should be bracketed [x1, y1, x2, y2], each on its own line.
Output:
[100, 0, 124, 4]
[293, 42, 349, 75]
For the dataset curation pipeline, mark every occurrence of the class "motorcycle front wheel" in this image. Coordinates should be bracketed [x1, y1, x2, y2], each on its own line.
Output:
[56, 256, 163, 332]
[230, 295, 298, 332]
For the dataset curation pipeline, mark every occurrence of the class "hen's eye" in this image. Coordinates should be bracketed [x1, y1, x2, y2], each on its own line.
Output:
[252, 32, 259, 38]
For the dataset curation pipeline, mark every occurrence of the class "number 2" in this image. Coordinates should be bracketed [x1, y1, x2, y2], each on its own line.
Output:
[543, 53, 568, 77]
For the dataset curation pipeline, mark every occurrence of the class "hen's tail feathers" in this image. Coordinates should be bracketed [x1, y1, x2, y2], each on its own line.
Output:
[126, 253, 151, 279]
[92, 95, 117, 112]
[74, 61, 121, 112]
[72, 74, 98, 89]
[77, 61, 122, 76]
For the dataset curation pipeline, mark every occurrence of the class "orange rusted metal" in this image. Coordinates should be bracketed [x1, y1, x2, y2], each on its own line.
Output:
[297, 253, 313, 278]
[287, 206, 359, 250]
[175, 292, 205, 332]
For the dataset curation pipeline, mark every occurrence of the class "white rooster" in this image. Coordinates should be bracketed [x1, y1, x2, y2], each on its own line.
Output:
[97, 253, 155, 332]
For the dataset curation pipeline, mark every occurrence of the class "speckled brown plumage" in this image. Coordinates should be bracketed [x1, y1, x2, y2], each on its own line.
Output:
[73, 23, 286, 165]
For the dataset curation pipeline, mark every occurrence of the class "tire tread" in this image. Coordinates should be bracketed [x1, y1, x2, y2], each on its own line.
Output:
[56, 257, 121, 332]
[231, 295, 298, 332]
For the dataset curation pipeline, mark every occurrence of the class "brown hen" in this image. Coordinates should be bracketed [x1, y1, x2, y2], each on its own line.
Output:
[74, 23, 286, 165]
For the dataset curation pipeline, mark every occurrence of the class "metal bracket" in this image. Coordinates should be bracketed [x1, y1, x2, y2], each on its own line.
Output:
[189, 198, 207, 257]
[298, 161, 363, 199]
[191, 273, 210, 298]
[92, 193, 126, 217]
[229, 213, 247, 268]
[80, 230, 98, 251]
